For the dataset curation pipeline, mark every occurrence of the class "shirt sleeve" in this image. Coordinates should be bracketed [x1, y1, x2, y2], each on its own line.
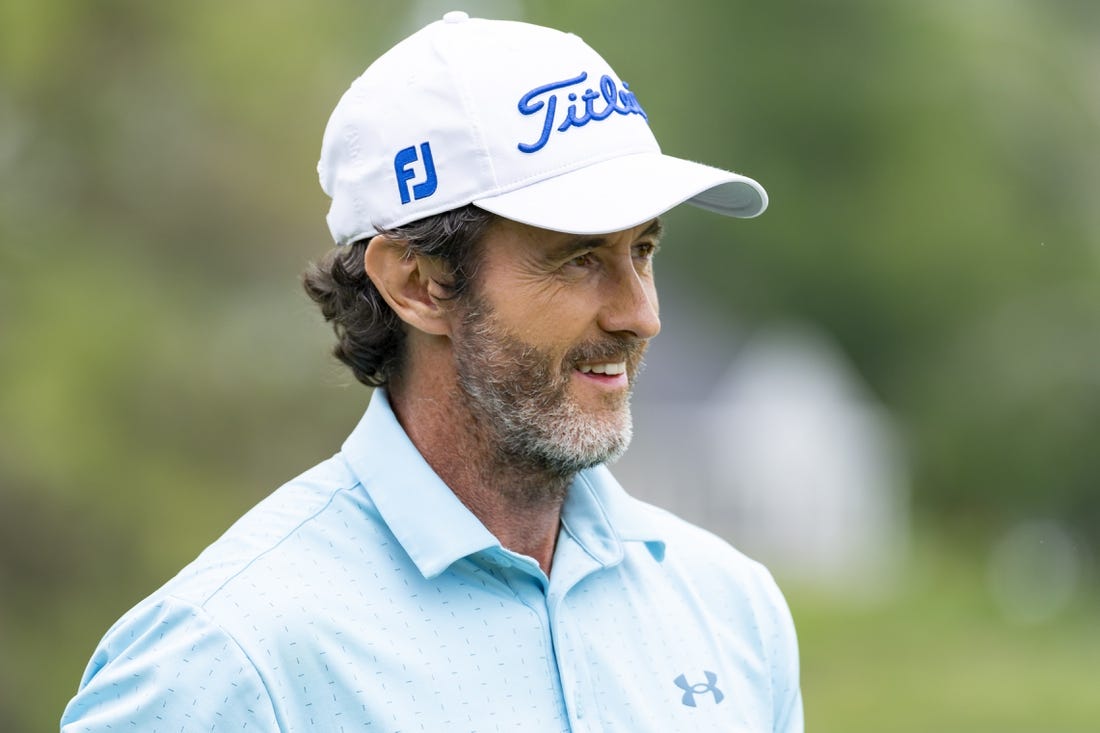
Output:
[60, 596, 281, 732]
[759, 568, 804, 733]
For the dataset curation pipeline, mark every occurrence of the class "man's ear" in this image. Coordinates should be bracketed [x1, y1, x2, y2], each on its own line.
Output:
[363, 235, 453, 337]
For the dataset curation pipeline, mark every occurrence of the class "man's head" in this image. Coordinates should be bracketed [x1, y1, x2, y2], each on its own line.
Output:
[303, 211, 659, 483]
[305, 12, 766, 481]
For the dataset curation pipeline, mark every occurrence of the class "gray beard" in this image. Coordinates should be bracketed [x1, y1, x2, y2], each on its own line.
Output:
[451, 299, 644, 501]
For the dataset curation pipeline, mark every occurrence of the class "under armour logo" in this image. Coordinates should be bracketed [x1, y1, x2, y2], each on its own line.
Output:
[674, 671, 725, 707]
[393, 141, 438, 204]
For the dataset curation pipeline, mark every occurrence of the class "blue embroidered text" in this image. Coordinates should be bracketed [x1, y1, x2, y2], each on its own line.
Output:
[517, 72, 647, 153]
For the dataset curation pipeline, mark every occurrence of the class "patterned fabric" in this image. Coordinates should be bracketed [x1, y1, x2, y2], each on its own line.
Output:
[62, 390, 803, 732]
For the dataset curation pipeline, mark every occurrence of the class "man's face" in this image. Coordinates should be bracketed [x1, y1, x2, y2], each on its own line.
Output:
[450, 217, 662, 482]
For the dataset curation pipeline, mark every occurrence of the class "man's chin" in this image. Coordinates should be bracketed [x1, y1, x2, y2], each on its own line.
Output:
[493, 404, 634, 482]
[553, 408, 634, 467]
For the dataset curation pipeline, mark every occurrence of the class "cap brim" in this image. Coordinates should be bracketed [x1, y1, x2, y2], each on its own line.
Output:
[472, 152, 767, 235]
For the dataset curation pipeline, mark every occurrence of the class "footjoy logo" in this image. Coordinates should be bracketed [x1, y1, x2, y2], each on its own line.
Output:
[516, 72, 647, 154]
[674, 671, 725, 707]
[394, 142, 438, 204]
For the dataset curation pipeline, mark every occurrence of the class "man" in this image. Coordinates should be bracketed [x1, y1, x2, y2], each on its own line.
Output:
[62, 12, 802, 732]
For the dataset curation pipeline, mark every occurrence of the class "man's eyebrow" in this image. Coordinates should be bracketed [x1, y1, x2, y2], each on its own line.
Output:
[641, 218, 664, 241]
[551, 219, 664, 257]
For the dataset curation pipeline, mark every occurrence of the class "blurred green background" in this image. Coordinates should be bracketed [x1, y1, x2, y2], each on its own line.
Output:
[2, 0, 1098, 731]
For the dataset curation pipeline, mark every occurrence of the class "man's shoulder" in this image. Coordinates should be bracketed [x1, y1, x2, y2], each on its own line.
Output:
[67, 453, 372, 720]
[630, 493, 757, 559]
[621, 493, 785, 601]
[143, 452, 374, 611]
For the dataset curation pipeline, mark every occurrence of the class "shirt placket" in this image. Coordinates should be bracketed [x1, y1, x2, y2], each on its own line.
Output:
[545, 531, 610, 733]
[481, 540, 608, 733]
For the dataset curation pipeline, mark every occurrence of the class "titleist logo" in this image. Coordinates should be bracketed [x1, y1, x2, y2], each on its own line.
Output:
[516, 72, 647, 154]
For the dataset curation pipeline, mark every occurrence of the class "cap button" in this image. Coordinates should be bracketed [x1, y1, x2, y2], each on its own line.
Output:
[442, 10, 469, 23]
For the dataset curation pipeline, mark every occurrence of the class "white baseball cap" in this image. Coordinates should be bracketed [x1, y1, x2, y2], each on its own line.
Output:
[318, 10, 768, 245]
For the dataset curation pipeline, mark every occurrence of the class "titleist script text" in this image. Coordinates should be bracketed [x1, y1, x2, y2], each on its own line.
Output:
[517, 72, 647, 154]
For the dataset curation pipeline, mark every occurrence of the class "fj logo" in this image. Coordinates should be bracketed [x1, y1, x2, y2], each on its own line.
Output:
[674, 671, 725, 707]
[394, 141, 438, 204]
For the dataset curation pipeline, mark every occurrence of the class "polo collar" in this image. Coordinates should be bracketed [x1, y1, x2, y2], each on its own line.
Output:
[341, 390, 667, 579]
[563, 464, 667, 564]
[341, 390, 499, 579]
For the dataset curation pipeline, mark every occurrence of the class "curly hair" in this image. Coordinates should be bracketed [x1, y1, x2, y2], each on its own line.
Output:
[302, 205, 497, 387]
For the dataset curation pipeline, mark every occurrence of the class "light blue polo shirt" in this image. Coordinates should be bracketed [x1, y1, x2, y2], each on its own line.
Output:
[62, 391, 803, 732]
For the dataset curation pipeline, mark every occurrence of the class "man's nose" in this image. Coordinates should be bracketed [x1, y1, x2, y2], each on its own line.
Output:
[598, 266, 661, 340]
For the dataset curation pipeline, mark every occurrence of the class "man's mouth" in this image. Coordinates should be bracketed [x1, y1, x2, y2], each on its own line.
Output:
[576, 362, 627, 376]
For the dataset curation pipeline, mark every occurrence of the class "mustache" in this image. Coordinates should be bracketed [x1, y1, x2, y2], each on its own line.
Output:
[563, 335, 648, 373]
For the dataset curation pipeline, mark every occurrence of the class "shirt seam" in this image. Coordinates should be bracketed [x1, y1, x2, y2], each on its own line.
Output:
[162, 595, 284, 730]
[195, 482, 357, 609]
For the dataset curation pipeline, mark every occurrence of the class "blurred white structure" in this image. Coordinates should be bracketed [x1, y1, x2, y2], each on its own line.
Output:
[615, 292, 909, 597]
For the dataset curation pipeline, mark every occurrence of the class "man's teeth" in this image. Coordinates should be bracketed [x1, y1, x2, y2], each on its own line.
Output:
[578, 362, 626, 375]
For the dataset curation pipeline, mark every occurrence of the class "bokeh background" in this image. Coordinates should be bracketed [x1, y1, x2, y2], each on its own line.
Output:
[2, 0, 1098, 731]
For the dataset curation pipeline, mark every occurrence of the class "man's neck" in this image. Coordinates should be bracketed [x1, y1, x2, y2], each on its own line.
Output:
[387, 379, 569, 577]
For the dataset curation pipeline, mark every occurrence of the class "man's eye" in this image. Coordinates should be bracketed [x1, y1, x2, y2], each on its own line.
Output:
[634, 242, 658, 260]
[566, 252, 596, 268]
